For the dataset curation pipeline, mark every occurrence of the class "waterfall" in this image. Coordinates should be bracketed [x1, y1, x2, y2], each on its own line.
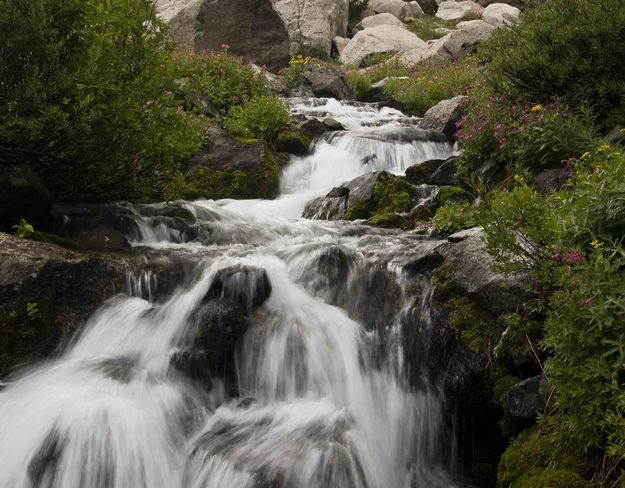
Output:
[0, 98, 460, 488]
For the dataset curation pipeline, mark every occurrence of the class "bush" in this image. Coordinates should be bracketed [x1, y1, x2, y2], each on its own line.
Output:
[0, 0, 207, 202]
[347, 59, 411, 100]
[407, 17, 458, 41]
[479, 0, 625, 127]
[457, 94, 599, 181]
[431, 202, 483, 235]
[172, 46, 269, 114]
[384, 56, 482, 116]
[224, 96, 291, 144]
[482, 146, 625, 464]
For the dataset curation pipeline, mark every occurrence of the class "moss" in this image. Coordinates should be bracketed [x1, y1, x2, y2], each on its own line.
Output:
[183, 144, 280, 200]
[438, 185, 475, 205]
[343, 173, 414, 227]
[367, 212, 405, 228]
[0, 300, 59, 377]
[26, 230, 82, 250]
[275, 129, 311, 155]
[406, 17, 459, 41]
[497, 416, 593, 488]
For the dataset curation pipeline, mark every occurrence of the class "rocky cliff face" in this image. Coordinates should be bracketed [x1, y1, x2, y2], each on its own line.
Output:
[157, 0, 348, 69]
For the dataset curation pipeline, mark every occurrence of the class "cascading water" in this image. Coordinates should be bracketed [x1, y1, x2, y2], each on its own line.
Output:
[0, 98, 460, 487]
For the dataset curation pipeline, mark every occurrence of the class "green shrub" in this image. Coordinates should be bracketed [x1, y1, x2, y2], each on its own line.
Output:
[431, 202, 483, 235]
[479, 0, 625, 127]
[172, 47, 269, 114]
[457, 94, 599, 181]
[348, 0, 369, 27]
[0, 0, 207, 202]
[224, 96, 291, 143]
[384, 56, 481, 116]
[482, 146, 625, 463]
[347, 59, 411, 100]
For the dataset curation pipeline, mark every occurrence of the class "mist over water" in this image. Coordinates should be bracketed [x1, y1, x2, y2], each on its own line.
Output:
[0, 99, 459, 488]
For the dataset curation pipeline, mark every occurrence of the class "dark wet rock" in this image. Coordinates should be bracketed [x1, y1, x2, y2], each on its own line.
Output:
[403, 243, 449, 275]
[326, 186, 350, 198]
[323, 118, 346, 131]
[0, 164, 54, 233]
[170, 348, 214, 389]
[275, 129, 311, 155]
[206, 265, 272, 311]
[405, 159, 447, 185]
[0, 232, 180, 377]
[430, 156, 459, 186]
[302, 196, 348, 220]
[28, 427, 64, 488]
[416, 0, 438, 15]
[291, 65, 354, 100]
[419, 96, 468, 140]
[93, 356, 138, 383]
[533, 168, 568, 195]
[507, 375, 554, 419]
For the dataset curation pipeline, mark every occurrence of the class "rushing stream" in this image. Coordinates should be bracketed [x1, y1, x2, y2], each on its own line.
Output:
[0, 99, 461, 487]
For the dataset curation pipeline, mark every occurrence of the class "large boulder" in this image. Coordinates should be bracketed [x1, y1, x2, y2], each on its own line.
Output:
[184, 126, 280, 200]
[482, 3, 521, 26]
[352, 12, 406, 34]
[206, 265, 272, 312]
[399, 19, 496, 66]
[435, 1, 484, 21]
[340, 24, 427, 67]
[420, 96, 469, 140]
[368, 0, 424, 20]
[507, 375, 554, 419]
[0, 232, 179, 377]
[290, 64, 354, 100]
[157, 0, 348, 69]
[416, 0, 438, 15]
[440, 228, 530, 316]
[405, 159, 449, 185]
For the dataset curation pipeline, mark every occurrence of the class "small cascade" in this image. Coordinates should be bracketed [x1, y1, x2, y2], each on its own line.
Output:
[0, 97, 463, 487]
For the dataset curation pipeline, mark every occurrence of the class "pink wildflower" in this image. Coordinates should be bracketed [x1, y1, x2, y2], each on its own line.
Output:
[583, 298, 592, 307]
[220, 43, 230, 50]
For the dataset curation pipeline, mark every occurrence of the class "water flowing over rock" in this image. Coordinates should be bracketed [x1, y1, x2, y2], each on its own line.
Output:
[156, 0, 348, 69]
[0, 97, 512, 488]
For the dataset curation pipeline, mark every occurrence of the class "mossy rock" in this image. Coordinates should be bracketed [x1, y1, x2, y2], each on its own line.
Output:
[183, 145, 280, 200]
[438, 185, 475, 206]
[367, 212, 406, 228]
[497, 416, 593, 488]
[161, 207, 196, 223]
[26, 230, 82, 250]
[405, 159, 446, 185]
[275, 129, 311, 155]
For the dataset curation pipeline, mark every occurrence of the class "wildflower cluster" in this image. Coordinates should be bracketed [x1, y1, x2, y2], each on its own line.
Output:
[285, 54, 316, 89]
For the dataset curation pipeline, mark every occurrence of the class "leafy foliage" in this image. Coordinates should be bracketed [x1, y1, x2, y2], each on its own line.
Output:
[0, 0, 207, 202]
[224, 96, 291, 143]
[479, 0, 625, 127]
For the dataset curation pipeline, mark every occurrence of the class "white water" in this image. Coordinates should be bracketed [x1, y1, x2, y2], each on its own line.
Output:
[0, 99, 459, 488]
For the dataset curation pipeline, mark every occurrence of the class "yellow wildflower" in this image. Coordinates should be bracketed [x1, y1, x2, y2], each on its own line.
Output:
[620, 128, 625, 135]
[513, 174, 525, 184]
[590, 239, 604, 249]
[597, 144, 611, 153]
[580, 152, 591, 161]
[530, 104, 543, 113]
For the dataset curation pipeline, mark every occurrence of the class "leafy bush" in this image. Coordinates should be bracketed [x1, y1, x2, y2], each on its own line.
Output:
[431, 202, 484, 235]
[224, 96, 291, 143]
[0, 0, 207, 202]
[284, 54, 316, 90]
[482, 146, 625, 463]
[457, 94, 599, 181]
[407, 17, 458, 41]
[384, 56, 481, 116]
[173, 46, 269, 114]
[347, 59, 412, 99]
[479, 0, 625, 127]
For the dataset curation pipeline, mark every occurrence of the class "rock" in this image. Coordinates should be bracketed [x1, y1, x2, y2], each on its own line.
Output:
[323, 118, 346, 131]
[275, 129, 311, 155]
[326, 186, 350, 198]
[605, 125, 625, 145]
[405, 159, 448, 185]
[416, 0, 438, 15]
[184, 126, 279, 200]
[0, 164, 53, 233]
[482, 3, 521, 26]
[272, 0, 349, 59]
[206, 265, 272, 311]
[398, 20, 496, 66]
[368, 0, 424, 21]
[352, 13, 406, 34]
[297, 118, 345, 139]
[158, 0, 290, 70]
[435, 1, 484, 21]
[420, 96, 469, 140]
[362, 76, 410, 103]
[533, 168, 568, 195]
[333, 36, 350, 56]
[430, 156, 459, 186]
[302, 195, 348, 220]
[441, 228, 530, 315]
[477, 0, 525, 9]
[339, 24, 427, 67]
[291, 65, 354, 100]
[0, 232, 177, 377]
[447, 226, 484, 243]
[507, 375, 554, 419]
